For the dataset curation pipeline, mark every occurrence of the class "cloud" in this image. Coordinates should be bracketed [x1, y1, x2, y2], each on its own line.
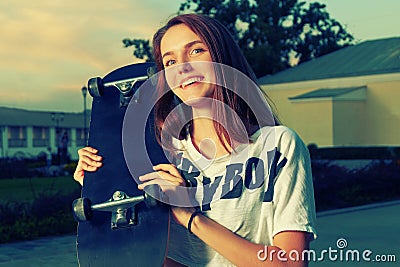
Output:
[0, 0, 180, 112]
[5, 0, 397, 113]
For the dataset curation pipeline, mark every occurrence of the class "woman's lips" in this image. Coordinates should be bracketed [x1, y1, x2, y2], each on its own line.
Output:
[180, 76, 205, 89]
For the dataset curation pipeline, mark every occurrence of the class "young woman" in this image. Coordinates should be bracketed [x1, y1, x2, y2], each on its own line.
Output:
[74, 14, 317, 267]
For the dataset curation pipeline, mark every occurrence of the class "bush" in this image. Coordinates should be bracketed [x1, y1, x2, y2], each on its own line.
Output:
[312, 160, 400, 211]
[0, 158, 31, 179]
[63, 161, 78, 175]
[0, 188, 80, 243]
[0, 157, 77, 179]
[308, 146, 400, 160]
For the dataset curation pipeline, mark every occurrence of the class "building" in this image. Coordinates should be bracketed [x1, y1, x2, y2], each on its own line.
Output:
[259, 37, 400, 147]
[0, 107, 90, 160]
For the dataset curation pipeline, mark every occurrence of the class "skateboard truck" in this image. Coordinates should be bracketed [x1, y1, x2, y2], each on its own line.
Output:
[72, 184, 163, 230]
[87, 75, 149, 107]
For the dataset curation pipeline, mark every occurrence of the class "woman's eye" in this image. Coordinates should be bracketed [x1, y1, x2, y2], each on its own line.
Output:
[164, 59, 176, 67]
[191, 48, 205, 55]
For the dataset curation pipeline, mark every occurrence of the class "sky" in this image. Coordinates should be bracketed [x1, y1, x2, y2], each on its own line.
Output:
[0, 0, 399, 113]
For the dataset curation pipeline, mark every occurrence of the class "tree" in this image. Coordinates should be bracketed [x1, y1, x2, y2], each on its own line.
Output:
[291, 2, 354, 64]
[123, 0, 354, 77]
[122, 38, 154, 62]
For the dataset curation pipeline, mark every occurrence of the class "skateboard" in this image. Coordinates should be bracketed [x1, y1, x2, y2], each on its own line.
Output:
[72, 63, 170, 267]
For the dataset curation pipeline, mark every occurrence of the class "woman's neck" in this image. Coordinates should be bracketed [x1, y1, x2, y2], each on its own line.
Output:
[188, 98, 235, 159]
[190, 116, 232, 159]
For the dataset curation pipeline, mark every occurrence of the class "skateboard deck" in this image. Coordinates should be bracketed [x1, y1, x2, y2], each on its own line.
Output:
[72, 63, 169, 267]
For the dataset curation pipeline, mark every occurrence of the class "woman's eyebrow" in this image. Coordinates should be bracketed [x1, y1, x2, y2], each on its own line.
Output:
[185, 40, 204, 49]
[162, 40, 204, 59]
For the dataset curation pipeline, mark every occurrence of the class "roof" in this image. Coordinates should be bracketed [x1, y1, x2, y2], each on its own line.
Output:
[0, 107, 90, 128]
[288, 86, 366, 100]
[258, 37, 400, 85]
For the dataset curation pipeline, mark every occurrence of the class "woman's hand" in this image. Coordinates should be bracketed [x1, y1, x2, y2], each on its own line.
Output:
[138, 164, 185, 189]
[73, 147, 102, 186]
[138, 164, 194, 226]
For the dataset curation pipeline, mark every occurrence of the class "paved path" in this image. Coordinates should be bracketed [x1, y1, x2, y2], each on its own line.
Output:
[0, 235, 76, 267]
[0, 201, 399, 266]
[309, 200, 400, 267]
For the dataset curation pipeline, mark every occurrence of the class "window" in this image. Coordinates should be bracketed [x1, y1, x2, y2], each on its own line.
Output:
[33, 127, 49, 147]
[8, 126, 27, 147]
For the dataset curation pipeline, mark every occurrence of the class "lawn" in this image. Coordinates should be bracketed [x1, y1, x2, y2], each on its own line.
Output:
[0, 176, 81, 243]
[0, 176, 81, 203]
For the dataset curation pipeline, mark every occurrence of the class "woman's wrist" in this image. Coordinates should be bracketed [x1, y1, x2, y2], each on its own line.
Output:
[187, 210, 202, 234]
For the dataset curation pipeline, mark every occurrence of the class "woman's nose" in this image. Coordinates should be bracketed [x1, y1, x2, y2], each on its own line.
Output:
[177, 61, 193, 74]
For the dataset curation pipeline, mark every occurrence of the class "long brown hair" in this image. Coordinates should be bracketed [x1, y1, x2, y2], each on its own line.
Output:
[152, 14, 279, 152]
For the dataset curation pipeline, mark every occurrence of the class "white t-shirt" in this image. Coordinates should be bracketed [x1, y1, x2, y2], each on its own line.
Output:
[167, 126, 317, 266]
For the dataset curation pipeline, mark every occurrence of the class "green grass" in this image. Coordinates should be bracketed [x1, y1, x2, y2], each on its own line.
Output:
[0, 176, 81, 203]
[0, 176, 81, 243]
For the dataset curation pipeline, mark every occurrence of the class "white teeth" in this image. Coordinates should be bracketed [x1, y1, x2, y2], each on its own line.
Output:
[181, 77, 203, 88]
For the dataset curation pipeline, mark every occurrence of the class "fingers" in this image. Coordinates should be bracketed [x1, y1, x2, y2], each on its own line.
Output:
[78, 147, 102, 162]
[138, 164, 185, 190]
[77, 160, 101, 174]
[77, 147, 102, 170]
[79, 155, 103, 170]
[137, 176, 174, 190]
[139, 170, 179, 184]
[153, 164, 181, 177]
[73, 147, 103, 185]
[138, 171, 180, 189]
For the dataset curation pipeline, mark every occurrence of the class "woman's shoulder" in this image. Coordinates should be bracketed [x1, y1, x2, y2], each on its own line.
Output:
[253, 125, 299, 139]
[253, 125, 308, 152]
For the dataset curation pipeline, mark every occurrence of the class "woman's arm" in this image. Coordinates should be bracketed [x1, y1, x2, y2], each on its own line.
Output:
[173, 207, 310, 267]
[140, 163, 311, 267]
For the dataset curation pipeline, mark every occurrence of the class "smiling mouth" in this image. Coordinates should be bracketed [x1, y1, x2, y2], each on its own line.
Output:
[180, 76, 204, 88]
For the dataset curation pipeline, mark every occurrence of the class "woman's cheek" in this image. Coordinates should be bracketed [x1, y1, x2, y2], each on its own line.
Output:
[164, 68, 179, 89]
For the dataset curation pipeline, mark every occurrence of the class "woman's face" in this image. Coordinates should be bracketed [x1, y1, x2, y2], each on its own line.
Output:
[160, 23, 215, 106]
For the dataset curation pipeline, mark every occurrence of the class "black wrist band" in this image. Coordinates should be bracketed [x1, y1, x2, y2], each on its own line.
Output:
[188, 210, 202, 234]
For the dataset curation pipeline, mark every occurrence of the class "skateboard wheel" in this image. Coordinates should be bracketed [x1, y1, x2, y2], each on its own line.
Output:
[88, 77, 103, 97]
[72, 197, 93, 222]
[143, 184, 162, 208]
